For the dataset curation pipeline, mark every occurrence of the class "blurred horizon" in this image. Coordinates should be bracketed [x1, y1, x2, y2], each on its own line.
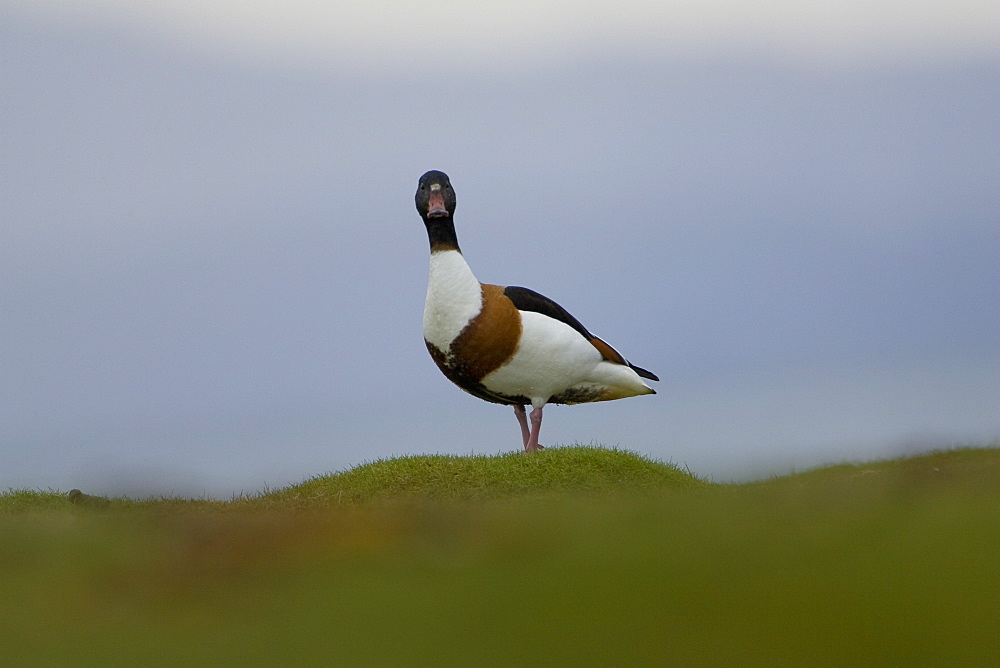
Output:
[3, 2, 998, 497]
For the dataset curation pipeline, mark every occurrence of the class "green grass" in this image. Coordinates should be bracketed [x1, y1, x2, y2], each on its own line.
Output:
[2, 444, 999, 665]
[269, 444, 704, 506]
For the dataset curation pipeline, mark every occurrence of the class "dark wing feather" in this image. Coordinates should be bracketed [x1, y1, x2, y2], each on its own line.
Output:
[628, 363, 659, 382]
[503, 285, 594, 339]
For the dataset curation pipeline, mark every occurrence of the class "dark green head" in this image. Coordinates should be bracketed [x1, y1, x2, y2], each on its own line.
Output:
[415, 170, 456, 220]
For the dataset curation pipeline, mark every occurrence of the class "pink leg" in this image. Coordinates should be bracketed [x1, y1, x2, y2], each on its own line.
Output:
[513, 405, 530, 449]
[524, 405, 545, 452]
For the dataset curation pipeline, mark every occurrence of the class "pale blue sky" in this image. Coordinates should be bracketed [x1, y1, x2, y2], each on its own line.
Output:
[2, 2, 998, 496]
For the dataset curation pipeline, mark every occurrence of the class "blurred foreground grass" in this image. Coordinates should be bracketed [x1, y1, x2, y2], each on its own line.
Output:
[2, 445, 999, 665]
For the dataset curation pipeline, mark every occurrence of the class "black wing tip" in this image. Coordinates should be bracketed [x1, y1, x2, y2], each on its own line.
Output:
[632, 365, 660, 382]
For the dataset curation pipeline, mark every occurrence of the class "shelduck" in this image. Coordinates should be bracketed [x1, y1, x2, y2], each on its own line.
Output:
[415, 170, 658, 452]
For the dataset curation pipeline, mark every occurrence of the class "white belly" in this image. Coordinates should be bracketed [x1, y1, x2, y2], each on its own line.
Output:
[483, 311, 652, 405]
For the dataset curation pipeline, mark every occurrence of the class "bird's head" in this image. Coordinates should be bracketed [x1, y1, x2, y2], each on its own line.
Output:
[415, 170, 456, 220]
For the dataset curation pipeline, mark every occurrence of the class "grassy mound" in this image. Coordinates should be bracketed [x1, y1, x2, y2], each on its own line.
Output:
[0, 445, 703, 512]
[2, 445, 998, 665]
[269, 445, 704, 507]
